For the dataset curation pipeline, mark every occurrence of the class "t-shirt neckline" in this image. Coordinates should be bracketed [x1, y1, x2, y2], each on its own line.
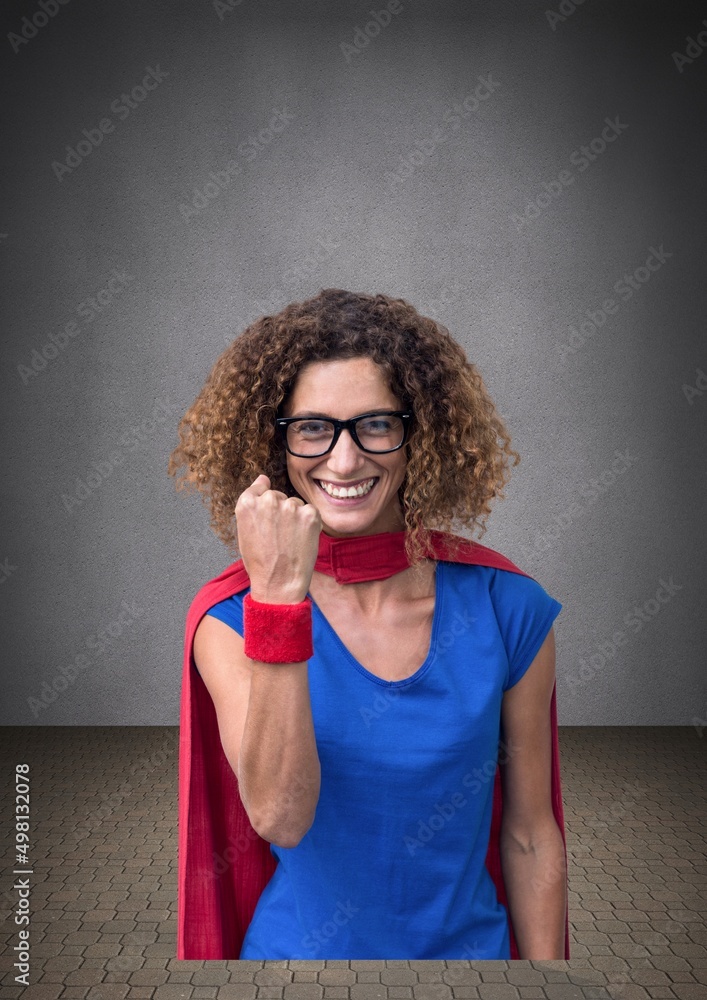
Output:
[307, 561, 445, 689]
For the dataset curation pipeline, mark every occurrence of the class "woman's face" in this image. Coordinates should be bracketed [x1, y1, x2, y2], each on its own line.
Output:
[281, 356, 409, 537]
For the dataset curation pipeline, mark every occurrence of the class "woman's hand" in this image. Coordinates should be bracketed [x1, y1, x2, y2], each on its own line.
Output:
[235, 474, 322, 604]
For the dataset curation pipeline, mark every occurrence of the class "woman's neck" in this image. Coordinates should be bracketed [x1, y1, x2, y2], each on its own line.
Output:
[309, 558, 437, 617]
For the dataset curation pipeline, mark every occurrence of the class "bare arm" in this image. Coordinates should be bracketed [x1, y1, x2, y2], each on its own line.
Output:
[498, 627, 567, 959]
[194, 613, 320, 848]
[192, 473, 323, 849]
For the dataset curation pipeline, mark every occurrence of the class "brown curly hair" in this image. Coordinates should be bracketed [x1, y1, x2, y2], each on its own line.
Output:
[167, 288, 520, 567]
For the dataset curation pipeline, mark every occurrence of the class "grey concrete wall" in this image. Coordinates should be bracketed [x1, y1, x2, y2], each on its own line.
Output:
[1, 0, 705, 725]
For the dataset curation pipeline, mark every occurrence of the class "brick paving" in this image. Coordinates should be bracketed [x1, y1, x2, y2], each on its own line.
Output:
[0, 727, 705, 999]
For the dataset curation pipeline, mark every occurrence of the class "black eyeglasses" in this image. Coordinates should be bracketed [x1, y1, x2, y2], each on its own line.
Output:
[275, 410, 413, 457]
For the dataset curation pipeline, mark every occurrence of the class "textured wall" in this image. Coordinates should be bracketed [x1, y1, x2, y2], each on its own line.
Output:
[1, 0, 705, 724]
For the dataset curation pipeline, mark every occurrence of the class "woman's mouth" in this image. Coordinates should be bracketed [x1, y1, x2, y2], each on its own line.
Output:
[314, 476, 378, 502]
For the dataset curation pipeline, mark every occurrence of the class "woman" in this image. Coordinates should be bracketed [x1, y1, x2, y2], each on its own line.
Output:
[168, 288, 569, 961]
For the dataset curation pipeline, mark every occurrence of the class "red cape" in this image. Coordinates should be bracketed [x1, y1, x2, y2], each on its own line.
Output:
[177, 531, 570, 960]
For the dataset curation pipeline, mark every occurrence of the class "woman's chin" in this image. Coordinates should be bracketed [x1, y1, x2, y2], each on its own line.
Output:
[317, 504, 405, 538]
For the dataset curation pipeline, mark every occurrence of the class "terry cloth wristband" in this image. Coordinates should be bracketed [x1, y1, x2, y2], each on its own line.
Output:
[243, 593, 314, 663]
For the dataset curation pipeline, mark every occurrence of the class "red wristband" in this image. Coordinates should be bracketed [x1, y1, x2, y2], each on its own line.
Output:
[243, 593, 313, 663]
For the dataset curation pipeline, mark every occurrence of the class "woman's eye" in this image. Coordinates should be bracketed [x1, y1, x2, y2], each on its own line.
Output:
[297, 421, 329, 436]
[360, 419, 392, 433]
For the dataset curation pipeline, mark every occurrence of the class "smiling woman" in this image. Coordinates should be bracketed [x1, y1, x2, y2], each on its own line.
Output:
[169, 288, 520, 566]
[276, 358, 412, 534]
[167, 288, 569, 961]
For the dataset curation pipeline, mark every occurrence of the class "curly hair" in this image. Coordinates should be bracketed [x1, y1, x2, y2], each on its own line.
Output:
[167, 288, 520, 567]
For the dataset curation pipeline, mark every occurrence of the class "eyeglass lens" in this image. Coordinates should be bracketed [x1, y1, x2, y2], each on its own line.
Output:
[286, 415, 405, 456]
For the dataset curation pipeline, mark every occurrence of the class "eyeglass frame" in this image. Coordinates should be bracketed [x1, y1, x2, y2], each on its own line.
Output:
[274, 410, 414, 457]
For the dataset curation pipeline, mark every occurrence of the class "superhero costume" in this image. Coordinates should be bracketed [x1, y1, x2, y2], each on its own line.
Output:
[177, 529, 570, 960]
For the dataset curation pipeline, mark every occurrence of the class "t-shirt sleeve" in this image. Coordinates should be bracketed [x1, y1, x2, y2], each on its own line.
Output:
[203, 592, 245, 637]
[488, 568, 562, 692]
[195, 594, 246, 677]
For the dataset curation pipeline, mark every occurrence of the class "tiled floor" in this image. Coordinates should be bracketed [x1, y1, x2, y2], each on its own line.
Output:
[0, 727, 705, 999]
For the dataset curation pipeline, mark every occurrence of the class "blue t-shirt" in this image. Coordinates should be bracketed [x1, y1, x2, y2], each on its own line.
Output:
[205, 560, 562, 960]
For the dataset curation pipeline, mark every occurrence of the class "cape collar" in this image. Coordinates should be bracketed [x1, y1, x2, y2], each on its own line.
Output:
[314, 529, 416, 584]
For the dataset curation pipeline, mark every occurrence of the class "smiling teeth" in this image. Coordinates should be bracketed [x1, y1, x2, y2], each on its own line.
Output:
[318, 478, 376, 498]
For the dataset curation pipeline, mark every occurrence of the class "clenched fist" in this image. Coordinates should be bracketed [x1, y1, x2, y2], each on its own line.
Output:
[235, 474, 322, 604]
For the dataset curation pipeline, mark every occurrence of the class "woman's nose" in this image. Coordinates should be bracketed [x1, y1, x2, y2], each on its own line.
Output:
[325, 429, 365, 471]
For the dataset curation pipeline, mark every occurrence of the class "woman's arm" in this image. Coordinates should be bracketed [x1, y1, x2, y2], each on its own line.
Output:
[193, 475, 323, 849]
[498, 627, 567, 959]
[194, 612, 321, 849]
